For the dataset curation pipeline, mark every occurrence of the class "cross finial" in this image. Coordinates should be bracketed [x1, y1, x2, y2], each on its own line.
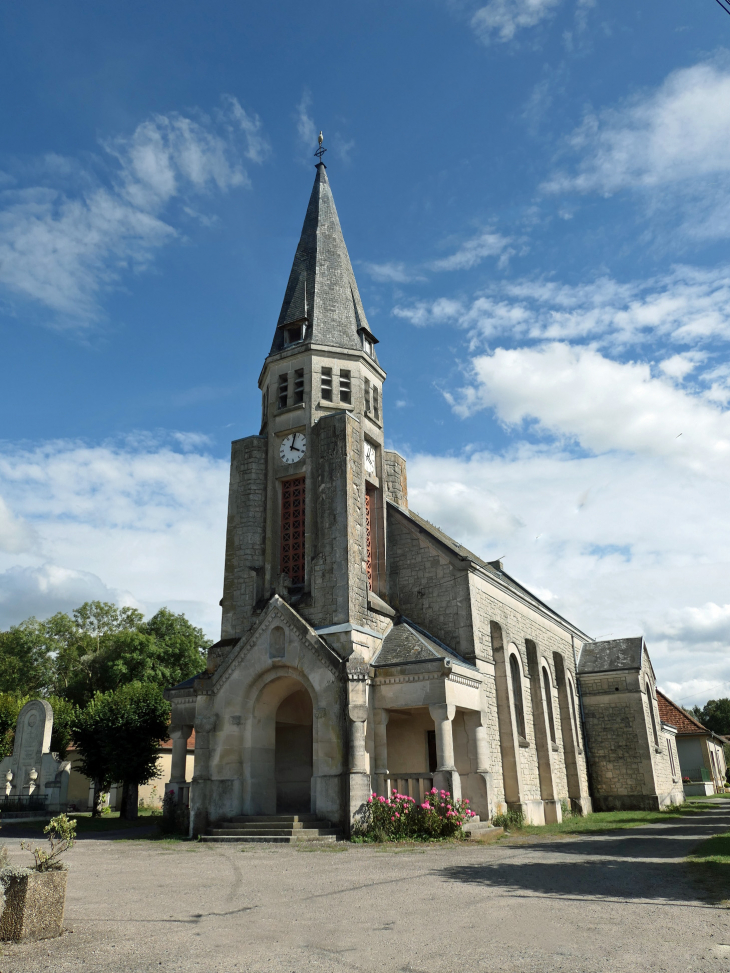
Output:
[314, 131, 327, 165]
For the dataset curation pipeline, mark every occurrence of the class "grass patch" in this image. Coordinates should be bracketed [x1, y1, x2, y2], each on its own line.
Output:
[688, 830, 730, 864]
[507, 802, 714, 837]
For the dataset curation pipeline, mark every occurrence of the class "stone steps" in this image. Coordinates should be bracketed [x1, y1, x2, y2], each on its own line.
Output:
[201, 814, 342, 844]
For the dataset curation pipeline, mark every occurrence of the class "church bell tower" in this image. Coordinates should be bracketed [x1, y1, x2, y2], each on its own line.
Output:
[219, 153, 403, 665]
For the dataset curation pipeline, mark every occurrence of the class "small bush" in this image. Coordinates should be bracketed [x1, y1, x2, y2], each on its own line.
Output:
[560, 799, 573, 819]
[354, 788, 476, 842]
[492, 807, 524, 830]
[19, 814, 76, 871]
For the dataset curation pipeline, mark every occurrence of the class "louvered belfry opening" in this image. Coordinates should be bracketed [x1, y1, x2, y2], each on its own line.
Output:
[365, 488, 373, 590]
[281, 476, 306, 585]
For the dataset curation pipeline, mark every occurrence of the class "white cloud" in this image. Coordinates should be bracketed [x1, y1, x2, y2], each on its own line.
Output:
[0, 496, 38, 554]
[393, 264, 730, 348]
[0, 436, 228, 636]
[544, 57, 730, 240]
[430, 230, 512, 271]
[403, 445, 730, 703]
[362, 262, 417, 284]
[452, 342, 730, 473]
[296, 91, 318, 158]
[0, 563, 134, 626]
[0, 96, 265, 325]
[471, 0, 563, 44]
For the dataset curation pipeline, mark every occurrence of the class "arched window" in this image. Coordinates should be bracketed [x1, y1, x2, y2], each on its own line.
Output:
[542, 667, 556, 745]
[510, 653, 526, 739]
[646, 681, 659, 747]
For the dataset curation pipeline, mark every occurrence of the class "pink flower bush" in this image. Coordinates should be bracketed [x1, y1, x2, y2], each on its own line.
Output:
[355, 786, 476, 842]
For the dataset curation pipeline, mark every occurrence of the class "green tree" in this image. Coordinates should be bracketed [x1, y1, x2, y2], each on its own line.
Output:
[47, 696, 76, 759]
[71, 683, 170, 819]
[140, 608, 210, 686]
[694, 698, 730, 737]
[103, 682, 171, 819]
[71, 693, 118, 816]
[0, 693, 29, 760]
[0, 619, 53, 695]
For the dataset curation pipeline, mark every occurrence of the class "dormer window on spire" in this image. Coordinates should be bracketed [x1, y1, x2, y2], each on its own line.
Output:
[284, 320, 307, 345]
[358, 327, 378, 359]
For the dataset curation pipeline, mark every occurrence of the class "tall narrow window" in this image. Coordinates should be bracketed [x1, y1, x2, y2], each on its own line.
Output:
[262, 386, 269, 425]
[364, 378, 371, 414]
[321, 367, 332, 401]
[281, 477, 306, 585]
[339, 369, 351, 404]
[646, 682, 659, 747]
[365, 488, 373, 590]
[510, 654, 526, 739]
[568, 677, 580, 746]
[278, 373, 288, 410]
[294, 368, 304, 404]
[667, 739, 676, 777]
[542, 668, 556, 744]
[373, 387, 379, 421]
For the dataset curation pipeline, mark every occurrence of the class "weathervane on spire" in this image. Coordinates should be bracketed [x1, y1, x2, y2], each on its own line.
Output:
[314, 131, 327, 164]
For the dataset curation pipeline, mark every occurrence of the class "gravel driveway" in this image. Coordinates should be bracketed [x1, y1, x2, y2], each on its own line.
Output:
[2, 801, 730, 973]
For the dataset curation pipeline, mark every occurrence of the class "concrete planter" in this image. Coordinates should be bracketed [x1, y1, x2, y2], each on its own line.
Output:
[0, 868, 67, 941]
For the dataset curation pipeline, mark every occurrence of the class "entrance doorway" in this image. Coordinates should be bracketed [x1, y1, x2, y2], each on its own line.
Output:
[275, 688, 313, 812]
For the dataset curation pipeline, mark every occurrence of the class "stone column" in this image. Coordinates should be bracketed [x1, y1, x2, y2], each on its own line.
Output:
[190, 713, 216, 837]
[373, 709, 389, 797]
[464, 711, 493, 821]
[348, 703, 371, 825]
[169, 725, 193, 784]
[429, 704, 461, 801]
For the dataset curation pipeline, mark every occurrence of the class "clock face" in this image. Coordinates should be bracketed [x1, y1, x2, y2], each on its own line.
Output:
[364, 442, 376, 475]
[280, 432, 307, 464]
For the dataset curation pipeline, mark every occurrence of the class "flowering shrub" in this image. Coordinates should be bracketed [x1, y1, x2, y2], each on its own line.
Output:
[354, 788, 477, 842]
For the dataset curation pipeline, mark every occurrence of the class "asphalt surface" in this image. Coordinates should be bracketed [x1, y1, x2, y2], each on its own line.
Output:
[2, 802, 730, 973]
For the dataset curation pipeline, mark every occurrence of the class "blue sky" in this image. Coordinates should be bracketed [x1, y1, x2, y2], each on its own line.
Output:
[2, 0, 730, 706]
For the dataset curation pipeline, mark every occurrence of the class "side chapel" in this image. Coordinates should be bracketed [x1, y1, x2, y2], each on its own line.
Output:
[165, 154, 680, 836]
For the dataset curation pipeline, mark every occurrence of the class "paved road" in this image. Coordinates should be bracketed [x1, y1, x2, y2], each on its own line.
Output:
[2, 802, 730, 973]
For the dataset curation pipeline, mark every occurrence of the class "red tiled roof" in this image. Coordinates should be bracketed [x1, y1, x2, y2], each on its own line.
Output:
[656, 690, 710, 736]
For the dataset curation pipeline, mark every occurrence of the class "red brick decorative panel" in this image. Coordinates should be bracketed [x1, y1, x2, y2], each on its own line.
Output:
[281, 476, 306, 585]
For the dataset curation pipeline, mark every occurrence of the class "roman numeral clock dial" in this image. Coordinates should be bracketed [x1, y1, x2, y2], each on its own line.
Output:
[280, 432, 307, 464]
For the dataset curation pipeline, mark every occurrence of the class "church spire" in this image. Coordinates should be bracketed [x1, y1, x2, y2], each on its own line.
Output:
[270, 161, 376, 358]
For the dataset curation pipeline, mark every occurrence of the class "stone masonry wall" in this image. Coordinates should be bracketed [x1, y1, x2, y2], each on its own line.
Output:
[386, 508, 474, 660]
[220, 436, 267, 640]
[471, 581, 589, 808]
[384, 451, 407, 509]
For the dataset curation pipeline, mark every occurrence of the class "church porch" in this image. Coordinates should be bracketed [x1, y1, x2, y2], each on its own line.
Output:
[369, 659, 495, 821]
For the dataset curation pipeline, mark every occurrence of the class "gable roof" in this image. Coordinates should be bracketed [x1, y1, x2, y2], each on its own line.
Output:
[656, 689, 712, 736]
[269, 164, 375, 358]
[371, 615, 476, 669]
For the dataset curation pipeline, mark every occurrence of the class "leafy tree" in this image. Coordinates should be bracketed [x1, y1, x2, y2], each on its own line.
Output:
[140, 608, 210, 686]
[71, 683, 170, 819]
[102, 682, 171, 819]
[692, 698, 730, 737]
[71, 693, 118, 816]
[0, 619, 53, 695]
[47, 696, 76, 760]
[0, 693, 29, 760]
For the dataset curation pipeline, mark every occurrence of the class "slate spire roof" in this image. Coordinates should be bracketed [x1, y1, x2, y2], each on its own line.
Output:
[269, 163, 375, 358]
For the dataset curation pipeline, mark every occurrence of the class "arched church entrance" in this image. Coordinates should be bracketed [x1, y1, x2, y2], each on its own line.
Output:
[275, 686, 313, 812]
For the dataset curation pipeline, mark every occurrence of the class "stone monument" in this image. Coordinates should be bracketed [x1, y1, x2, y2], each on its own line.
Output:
[0, 700, 71, 813]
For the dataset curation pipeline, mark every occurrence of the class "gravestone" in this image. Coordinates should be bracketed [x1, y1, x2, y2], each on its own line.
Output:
[0, 700, 70, 813]
[12, 700, 53, 794]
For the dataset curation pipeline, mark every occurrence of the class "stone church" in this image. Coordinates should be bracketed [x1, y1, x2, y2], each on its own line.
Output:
[165, 158, 682, 837]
